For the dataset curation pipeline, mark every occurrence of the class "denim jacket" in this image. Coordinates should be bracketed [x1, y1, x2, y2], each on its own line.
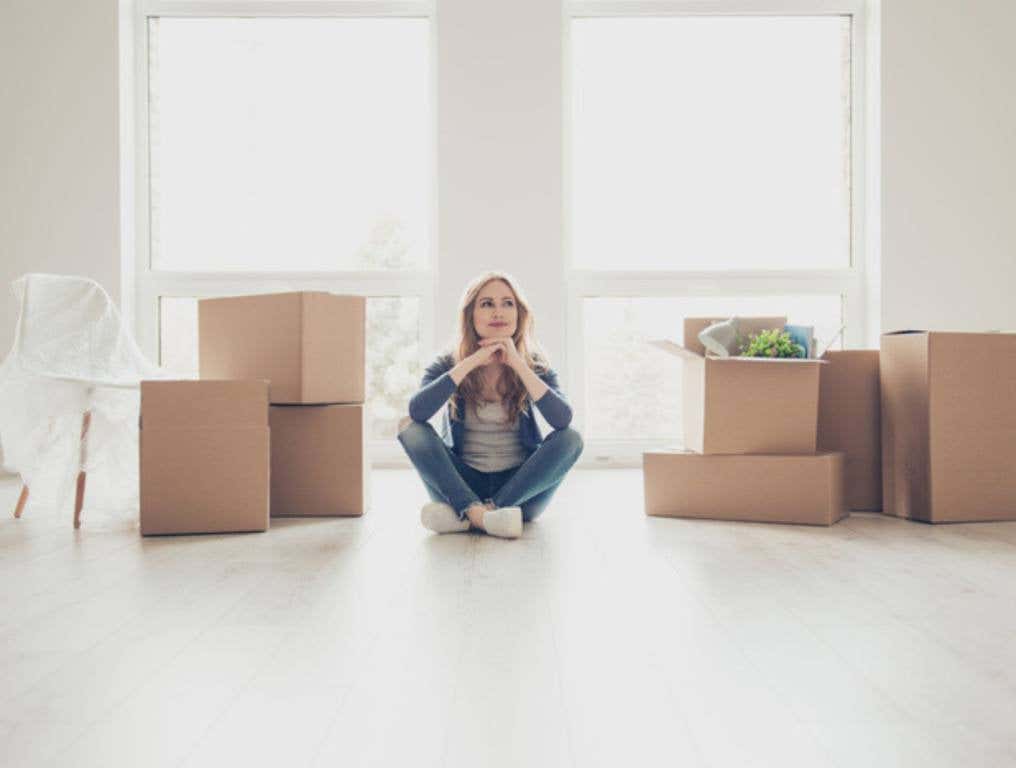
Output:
[407, 353, 573, 455]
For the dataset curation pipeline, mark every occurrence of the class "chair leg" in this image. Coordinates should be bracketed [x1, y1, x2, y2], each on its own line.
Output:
[74, 411, 92, 530]
[14, 484, 29, 518]
[73, 472, 86, 529]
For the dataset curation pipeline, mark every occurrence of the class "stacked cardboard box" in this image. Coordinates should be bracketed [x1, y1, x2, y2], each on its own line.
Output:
[644, 317, 847, 526]
[140, 380, 270, 535]
[881, 330, 1016, 523]
[200, 292, 369, 517]
[817, 350, 882, 512]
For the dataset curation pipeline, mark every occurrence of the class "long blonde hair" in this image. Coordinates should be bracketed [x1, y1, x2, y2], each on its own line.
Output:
[450, 271, 548, 424]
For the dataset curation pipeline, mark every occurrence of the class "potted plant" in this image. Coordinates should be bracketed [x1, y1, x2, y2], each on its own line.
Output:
[739, 329, 806, 358]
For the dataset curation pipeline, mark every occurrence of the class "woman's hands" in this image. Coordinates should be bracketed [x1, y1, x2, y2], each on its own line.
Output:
[449, 342, 504, 385]
[476, 337, 526, 372]
[449, 337, 546, 402]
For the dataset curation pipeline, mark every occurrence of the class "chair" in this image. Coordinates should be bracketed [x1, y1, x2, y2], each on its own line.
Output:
[0, 274, 166, 527]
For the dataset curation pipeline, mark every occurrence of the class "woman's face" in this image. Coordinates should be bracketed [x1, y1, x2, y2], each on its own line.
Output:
[472, 280, 518, 340]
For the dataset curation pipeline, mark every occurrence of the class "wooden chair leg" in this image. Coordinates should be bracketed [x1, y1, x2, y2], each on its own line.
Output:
[14, 484, 29, 519]
[73, 472, 86, 529]
[74, 410, 92, 530]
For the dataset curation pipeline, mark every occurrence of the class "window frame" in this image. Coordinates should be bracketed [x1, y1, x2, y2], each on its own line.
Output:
[564, 0, 871, 466]
[127, 0, 437, 464]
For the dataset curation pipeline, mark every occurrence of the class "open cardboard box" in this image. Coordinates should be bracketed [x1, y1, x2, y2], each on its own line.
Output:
[644, 449, 846, 526]
[651, 317, 825, 455]
[199, 291, 365, 405]
[881, 330, 1016, 522]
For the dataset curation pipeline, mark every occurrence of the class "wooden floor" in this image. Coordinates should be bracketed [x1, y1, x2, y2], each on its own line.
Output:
[3, 470, 1016, 768]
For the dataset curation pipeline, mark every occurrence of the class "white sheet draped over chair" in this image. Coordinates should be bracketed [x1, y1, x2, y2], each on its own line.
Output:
[0, 273, 173, 526]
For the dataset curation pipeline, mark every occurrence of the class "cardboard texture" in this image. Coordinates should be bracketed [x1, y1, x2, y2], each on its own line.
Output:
[199, 292, 365, 405]
[140, 380, 270, 536]
[652, 317, 824, 455]
[644, 450, 846, 526]
[269, 404, 369, 517]
[818, 350, 882, 511]
[881, 331, 1016, 523]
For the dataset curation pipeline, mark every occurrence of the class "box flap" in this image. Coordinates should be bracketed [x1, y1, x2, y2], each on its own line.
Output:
[882, 330, 928, 336]
[683, 316, 787, 357]
[648, 339, 703, 361]
[142, 380, 269, 428]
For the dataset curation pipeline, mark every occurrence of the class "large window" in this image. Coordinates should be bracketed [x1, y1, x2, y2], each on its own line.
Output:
[567, 2, 867, 460]
[132, 2, 433, 454]
[571, 15, 851, 272]
[148, 16, 429, 272]
[126, 1, 873, 466]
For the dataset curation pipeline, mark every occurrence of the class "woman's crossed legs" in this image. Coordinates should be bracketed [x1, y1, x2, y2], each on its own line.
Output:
[397, 420, 583, 524]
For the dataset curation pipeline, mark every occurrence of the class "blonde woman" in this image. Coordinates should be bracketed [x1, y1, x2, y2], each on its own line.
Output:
[398, 272, 583, 539]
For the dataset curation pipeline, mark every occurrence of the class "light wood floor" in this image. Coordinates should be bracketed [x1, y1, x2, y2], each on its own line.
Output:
[3, 470, 1016, 768]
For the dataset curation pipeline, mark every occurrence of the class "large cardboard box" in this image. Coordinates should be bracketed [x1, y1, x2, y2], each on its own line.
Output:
[644, 450, 846, 526]
[140, 380, 270, 535]
[199, 292, 365, 405]
[269, 404, 369, 517]
[652, 317, 824, 455]
[818, 350, 882, 511]
[881, 331, 1016, 523]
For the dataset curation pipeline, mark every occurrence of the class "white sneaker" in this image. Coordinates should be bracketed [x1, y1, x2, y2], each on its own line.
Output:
[420, 502, 470, 534]
[482, 506, 523, 539]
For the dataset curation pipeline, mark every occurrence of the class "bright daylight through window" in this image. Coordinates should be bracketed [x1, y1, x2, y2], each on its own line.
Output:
[571, 13, 854, 445]
[147, 15, 430, 442]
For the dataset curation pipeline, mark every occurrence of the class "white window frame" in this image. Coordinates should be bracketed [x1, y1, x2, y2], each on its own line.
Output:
[125, 0, 437, 465]
[564, 0, 872, 467]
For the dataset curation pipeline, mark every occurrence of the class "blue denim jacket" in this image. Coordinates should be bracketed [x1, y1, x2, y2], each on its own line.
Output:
[407, 353, 573, 455]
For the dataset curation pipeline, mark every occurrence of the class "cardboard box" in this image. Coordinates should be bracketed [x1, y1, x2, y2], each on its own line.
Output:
[818, 350, 882, 511]
[652, 317, 824, 455]
[140, 380, 270, 535]
[881, 331, 1016, 523]
[643, 450, 846, 526]
[269, 404, 369, 517]
[199, 292, 365, 404]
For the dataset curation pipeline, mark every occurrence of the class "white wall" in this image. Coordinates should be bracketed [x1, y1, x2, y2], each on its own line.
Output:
[0, 0, 121, 350]
[881, 0, 1016, 332]
[435, 0, 565, 362]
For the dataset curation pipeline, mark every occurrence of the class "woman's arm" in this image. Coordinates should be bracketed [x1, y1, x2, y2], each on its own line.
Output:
[530, 367, 572, 430]
[407, 350, 497, 422]
[407, 357, 457, 423]
[484, 339, 573, 430]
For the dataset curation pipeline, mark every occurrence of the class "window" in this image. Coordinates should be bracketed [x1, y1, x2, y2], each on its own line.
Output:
[148, 16, 430, 272]
[133, 2, 434, 457]
[571, 15, 851, 272]
[567, 2, 867, 459]
[127, 1, 873, 466]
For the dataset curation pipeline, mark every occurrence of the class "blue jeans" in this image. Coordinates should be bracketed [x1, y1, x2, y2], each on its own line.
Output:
[397, 421, 583, 523]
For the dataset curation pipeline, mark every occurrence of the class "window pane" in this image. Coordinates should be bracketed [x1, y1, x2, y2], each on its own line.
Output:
[158, 295, 420, 441]
[149, 17, 430, 271]
[159, 297, 199, 376]
[584, 295, 843, 441]
[366, 297, 421, 441]
[571, 17, 851, 270]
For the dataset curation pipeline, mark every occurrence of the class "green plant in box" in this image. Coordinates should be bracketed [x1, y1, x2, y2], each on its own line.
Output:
[740, 329, 806, 358]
